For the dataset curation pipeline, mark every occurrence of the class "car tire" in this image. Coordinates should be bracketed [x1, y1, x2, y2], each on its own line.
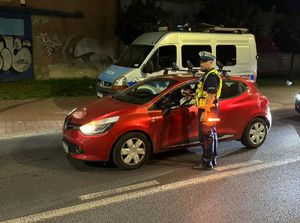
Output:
[112, 132, 151, 170]
[241, 118, 267, 149]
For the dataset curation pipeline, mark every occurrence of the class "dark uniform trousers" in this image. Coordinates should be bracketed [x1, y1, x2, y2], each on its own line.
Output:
[198, 107, 218, 164]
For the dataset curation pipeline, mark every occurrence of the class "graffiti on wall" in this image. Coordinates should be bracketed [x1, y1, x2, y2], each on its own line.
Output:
[37, 34, 114, 68]
[63, 36, 113, 68]
[0, 36, 32, 73]
[36, 33, 62, 57]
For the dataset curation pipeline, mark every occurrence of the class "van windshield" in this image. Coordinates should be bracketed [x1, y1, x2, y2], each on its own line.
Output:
[116, 45, 153, 68]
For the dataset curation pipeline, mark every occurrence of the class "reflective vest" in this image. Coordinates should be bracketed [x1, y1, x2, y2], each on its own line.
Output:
[195, 69, 222, 109]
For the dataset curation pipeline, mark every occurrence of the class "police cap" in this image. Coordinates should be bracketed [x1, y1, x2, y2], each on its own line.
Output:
[198, 51, 216, 62]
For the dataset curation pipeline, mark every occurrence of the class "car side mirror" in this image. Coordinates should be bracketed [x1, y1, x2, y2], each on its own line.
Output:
[143, 61, 154, 74]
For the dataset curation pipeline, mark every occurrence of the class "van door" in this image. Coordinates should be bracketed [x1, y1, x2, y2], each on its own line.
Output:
[181, 45, 212, 68]
[143, 45, 176, 76]
[216, 44, 256, 81]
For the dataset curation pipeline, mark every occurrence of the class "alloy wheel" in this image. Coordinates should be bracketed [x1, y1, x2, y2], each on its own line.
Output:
[120, 138, 146, 165]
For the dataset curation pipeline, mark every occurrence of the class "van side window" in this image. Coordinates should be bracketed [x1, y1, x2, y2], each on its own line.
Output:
[216, 45, 236, 66]
[158, 45, 176, 70]
[182, 45, 212, 67]
[148, 45, 176, 72]
[220, 80, 247, 99]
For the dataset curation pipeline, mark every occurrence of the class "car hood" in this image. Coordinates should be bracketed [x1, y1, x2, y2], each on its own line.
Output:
[70, 96, 139, 125]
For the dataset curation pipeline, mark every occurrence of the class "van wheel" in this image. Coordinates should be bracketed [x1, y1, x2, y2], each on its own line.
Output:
[112, 132, 151, 170]
[241, 118, 267, 149]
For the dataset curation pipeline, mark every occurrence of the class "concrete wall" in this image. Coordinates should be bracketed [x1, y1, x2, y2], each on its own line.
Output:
[0, 0, 117, 80]
[258, 52, 300, 77]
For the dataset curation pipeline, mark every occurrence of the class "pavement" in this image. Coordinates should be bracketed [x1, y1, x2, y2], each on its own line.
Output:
[0, 86, 299, 140]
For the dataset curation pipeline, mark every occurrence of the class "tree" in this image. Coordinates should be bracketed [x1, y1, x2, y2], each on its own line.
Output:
[195, 0, 276, 42]
[115, 0, 170, 45]
[273, 13, 300, 80]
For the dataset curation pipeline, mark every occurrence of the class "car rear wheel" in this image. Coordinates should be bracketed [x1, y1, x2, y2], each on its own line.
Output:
[241, 118, 267, 148]
[112, 132, 151, 170]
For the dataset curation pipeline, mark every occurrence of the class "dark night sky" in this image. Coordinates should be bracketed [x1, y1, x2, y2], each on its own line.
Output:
[258, 0, 300, 12]
[285, 0, 300, 11]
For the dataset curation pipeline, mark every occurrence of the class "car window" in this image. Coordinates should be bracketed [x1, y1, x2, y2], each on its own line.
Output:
[220, 80, 247, 99]
[154, 82, 196, 109]
[113, 79, 178, 105]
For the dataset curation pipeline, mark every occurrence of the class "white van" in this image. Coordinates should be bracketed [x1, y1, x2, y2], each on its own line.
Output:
[96, 28, 257, 97]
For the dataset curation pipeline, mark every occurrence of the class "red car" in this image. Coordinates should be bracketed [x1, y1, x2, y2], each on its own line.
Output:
[63, 75, 271, 170]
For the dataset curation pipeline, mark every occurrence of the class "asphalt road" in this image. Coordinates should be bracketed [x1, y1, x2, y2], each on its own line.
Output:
[0, 108, 299, 223]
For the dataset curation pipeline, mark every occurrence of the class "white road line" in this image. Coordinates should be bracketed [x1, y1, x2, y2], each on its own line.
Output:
[3, 156, 300, 223]
[79, 180, 159, 201]
[215, 159, 263, 171]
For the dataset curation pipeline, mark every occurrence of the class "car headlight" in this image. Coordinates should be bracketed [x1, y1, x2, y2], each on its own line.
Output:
[296, 93, 300, 101]
[67, 107, 77, 116]
[80, 116, 119, 135]
[113, 76, 128, 86]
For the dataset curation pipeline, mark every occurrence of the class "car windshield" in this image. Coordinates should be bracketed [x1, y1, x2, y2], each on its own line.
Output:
[116, 45, 153, 68]
[113, 79, 178, 105]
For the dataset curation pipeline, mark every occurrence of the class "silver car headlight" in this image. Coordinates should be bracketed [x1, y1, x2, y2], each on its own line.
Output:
[80, 116, 119, 135]
[113, 76, 128, 86]
[296, 93, 300, 101]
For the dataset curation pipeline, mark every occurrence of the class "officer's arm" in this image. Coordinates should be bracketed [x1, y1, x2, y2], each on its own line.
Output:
[204, 74, 219, 112]
[205, 93, 216, 112]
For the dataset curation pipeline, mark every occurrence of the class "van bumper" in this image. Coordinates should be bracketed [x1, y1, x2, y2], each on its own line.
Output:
[95, 82, 121, 98]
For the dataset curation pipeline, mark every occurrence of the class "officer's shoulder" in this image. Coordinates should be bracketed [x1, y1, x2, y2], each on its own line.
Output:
[208, 72, 219, 79]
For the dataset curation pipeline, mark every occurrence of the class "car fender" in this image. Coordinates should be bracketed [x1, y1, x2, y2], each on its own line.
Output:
[110, 123, 154, 152]
[238, 111, 271, 139]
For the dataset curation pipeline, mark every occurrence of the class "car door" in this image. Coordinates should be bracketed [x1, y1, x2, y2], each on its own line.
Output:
[150, 82, 199, 150]
[218, 80, 249, 139]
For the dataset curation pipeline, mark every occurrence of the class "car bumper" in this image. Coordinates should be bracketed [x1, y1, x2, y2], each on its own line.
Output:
[295, 93, 300, 113]
[296, 103, 300, 113]
[267, 105, 272, 129]
[62, 129, 116, 161]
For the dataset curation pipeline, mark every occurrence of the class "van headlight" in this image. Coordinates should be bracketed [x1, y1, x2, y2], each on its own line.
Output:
[80, 116, 119, 135]
[113, 76, 128, 86]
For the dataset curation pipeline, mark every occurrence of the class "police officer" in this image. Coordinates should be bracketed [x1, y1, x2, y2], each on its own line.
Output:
[193, 51, 222, 170]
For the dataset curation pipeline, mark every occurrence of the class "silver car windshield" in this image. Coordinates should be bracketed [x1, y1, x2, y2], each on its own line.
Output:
[113, 78, 178, 105]
[116, 45, 153, 68]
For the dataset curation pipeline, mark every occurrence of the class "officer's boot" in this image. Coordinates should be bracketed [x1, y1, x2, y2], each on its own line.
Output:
[212, 157, 217, 167]
[202, 161, 213, 170]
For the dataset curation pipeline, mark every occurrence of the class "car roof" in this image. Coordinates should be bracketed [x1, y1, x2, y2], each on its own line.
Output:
[153, 73, 253, 84]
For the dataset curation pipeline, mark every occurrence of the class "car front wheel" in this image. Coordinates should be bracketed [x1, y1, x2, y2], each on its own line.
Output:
[241, 118, 267, 148]
[112, 132, 151, 170]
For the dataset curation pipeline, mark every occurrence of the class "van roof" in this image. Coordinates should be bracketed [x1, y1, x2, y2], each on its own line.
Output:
[132, 31, 255, 46]
[132, 32, 167, 45]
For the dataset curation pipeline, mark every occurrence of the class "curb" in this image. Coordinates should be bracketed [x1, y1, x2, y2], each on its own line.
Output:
[0, 128, 61, 141]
